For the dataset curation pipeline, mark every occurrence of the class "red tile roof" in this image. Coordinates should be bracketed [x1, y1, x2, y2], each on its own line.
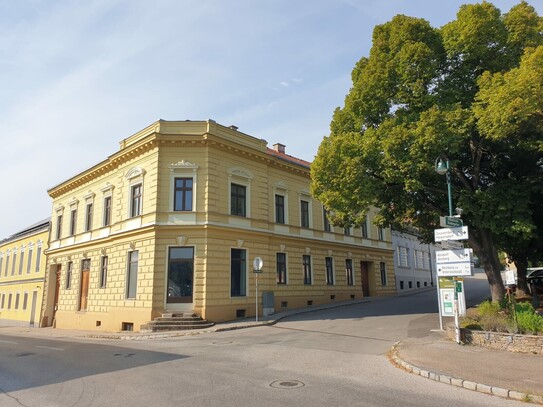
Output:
[266, 147, 311, 169]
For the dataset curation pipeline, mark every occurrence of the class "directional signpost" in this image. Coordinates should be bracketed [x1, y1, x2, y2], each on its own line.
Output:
[434, 223, 470, 344]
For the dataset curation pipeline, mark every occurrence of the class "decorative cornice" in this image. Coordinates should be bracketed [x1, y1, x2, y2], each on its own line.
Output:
[125, 167, 146, 180]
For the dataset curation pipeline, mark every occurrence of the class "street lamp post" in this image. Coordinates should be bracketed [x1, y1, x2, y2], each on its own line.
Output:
[435, 155, 461, 344]
[253, 257, 263, 322]
[435, 156, 453, 217]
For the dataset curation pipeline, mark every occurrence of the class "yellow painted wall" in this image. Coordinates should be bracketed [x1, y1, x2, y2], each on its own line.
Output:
[43, 120, 395, 332]
[0, 224, 49, 326]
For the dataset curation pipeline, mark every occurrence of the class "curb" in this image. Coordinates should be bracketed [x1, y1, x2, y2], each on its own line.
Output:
[389, 342, 543, 405]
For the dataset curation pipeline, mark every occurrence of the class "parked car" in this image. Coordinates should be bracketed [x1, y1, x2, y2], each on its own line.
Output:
[527, 268, 543, 295]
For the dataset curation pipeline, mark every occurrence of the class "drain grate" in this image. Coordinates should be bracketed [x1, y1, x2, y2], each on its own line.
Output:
[270, 380, 305, 389]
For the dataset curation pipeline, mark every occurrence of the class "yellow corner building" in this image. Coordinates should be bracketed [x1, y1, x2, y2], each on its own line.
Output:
[0, 219, 50, 327]
[42, 120, 395, 332]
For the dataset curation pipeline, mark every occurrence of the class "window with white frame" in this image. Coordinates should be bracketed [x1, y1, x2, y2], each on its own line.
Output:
[85, 202, 93, 232]
[303, 255, 312, 285]
[66, 261, 73, 289]
[101, 183, 114, 227]
[18, 248, 24, 275]
[35, 245, 42, 273]
[127, 251, 139, 299]
[275, 194, 285, 224]
[26, 246, 33, 274]
[361, 216, 368, 238]
[228, 168, 253, 218]
[4, 252, 9, 277]
[325, 257, 334, 285]
[276, 253, 287, 284]
[11, 251, 17, 276]
[100, 256, 108, 288]
[380, 262, 387, 286]
[125, 167, 145, 218]
[230, 248, 247, 297]
[398, 247, 410, 268]
[130, 184, 142, 217]
[378, 227, 385, 241]
[169, 160, 198, 212]
[346, 259, 354, 285]
[323, 207, 332, 232]
[300, 200, 310, 228]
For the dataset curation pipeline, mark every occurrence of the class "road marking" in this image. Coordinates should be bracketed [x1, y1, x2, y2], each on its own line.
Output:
[0, 339, 19, 345]
[36, 345, 64, 351]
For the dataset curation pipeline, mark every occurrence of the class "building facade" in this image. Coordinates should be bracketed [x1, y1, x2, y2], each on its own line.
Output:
[0, 219, 50, 327]
[42, 120, 395, 332]
[392, 230, 438, 292]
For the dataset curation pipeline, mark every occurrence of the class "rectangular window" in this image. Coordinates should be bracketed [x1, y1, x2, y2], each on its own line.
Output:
[103, 196, 112, 226]
[361, 217, 368, 238]
[167, 247, 194, 303]
[85, 203, 93, 232]
[66, 261, 73, 289]
[380, 262, 387, 286]
[100, 256, 108, 288]
[127, 251, 139, 298]
[344, 227, 351, 236]
[303, 255, 312, 285]
[0, 256, 2, 276]
[300, 200, 310, 228]
[7, 293, 12, 309]
[230, 249, 246, 296]
[378, 227, 385, 241]
[230, 183, 246, 217]
[275, 194, 285, 224]
[408, 281, 413, 289]
[276, 253, 287, 284]
[398, 247, 409, 268]
[130, 184, 142, 217]
[174, 177, 193, 211]
[15, 293, 20, 309]
[23, 292, 28, 310]
[4, 254, 8, 277]
[11, 253, 16, 276]
[69, 209, 77, 236]
[400, 281, 404, 290]
[35, 246, 41, 273]
[0, 293, 4, 309]
[56, 214, 62, 240]
[26, 248, 33, 274]
[325, 257, 334, 285]
[346, 259, 354, 285]
[18, 251, 24, 275]
[323, 207, 331, 232]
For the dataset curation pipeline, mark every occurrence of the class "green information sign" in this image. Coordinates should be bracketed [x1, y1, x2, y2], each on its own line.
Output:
[445, 216, 463, 227]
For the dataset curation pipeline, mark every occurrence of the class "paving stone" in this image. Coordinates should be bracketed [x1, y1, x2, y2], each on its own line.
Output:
[476, 383, 492, 394]
[491, 387, 509, 398]
[463, 380, 477, 390]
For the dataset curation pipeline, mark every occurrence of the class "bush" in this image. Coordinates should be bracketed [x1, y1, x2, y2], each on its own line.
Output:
[515, 303, 543, 335]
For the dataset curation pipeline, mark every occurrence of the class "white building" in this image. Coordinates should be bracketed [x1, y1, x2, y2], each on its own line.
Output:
[392, 230, 439, 291]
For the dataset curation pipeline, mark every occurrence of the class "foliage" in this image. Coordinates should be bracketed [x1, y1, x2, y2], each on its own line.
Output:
[462, 299, 543, 335]
[311, 1, 543, 301]
[515, 302, 543, 334]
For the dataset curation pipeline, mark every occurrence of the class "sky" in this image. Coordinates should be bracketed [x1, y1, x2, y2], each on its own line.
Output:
[1, 0, 541, 237]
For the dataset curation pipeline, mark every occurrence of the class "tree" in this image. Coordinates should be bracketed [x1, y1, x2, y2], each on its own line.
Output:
[311, 2, 543, 302]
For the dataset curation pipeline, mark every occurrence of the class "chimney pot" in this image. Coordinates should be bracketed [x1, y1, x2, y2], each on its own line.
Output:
[274, 143, 286, 154]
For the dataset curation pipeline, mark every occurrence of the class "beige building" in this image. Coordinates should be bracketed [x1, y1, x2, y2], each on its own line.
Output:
[0, 219, 50, 327]
[42, 120, 395, 332]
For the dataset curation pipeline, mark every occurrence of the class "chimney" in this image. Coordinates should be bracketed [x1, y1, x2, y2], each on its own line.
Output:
[273, 143, 286, 154]
[229, 125, 238, 131]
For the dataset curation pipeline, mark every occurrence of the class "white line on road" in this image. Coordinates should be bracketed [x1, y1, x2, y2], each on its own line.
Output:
[36, 346, 64, 351]
[0, 339, 19, 345]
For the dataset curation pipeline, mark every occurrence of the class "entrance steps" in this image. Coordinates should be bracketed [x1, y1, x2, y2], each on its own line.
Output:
[140, 313, 214, 333]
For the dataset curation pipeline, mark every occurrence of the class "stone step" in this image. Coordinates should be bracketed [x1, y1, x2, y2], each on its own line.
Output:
[140, 322, 215, 332]
[140, 313, 215, 333]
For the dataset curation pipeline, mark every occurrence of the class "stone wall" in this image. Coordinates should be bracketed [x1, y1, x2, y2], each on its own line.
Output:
[446, 326, 543, 354]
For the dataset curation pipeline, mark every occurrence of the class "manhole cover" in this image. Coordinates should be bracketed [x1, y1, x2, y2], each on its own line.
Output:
[270, 380, 305, 389]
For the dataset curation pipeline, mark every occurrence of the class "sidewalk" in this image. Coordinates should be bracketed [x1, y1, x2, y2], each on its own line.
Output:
[1, 293, 542, 404]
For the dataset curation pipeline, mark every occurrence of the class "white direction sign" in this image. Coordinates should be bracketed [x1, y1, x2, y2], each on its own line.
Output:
[435, 249, 472, 264]
[434, 226, 469, 242]
[437, 262, 472, 277]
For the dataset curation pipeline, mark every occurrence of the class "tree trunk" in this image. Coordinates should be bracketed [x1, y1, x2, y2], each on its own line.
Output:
[468, 228, 505, 302]
[513, 258, 530, 297]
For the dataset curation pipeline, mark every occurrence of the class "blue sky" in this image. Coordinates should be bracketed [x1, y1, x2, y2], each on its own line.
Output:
[1, 0, 541, 236]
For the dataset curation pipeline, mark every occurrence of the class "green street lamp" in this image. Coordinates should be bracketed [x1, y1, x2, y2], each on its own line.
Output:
[435, 156, 453, 217]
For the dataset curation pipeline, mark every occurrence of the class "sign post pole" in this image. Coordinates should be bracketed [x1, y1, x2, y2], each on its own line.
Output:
[253, 257, 263, 323]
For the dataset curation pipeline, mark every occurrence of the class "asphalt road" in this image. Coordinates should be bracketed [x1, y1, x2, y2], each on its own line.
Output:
[0, 272, 525, 407]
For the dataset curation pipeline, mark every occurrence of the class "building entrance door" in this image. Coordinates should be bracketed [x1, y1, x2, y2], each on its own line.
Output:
[360, 261, 370, 297]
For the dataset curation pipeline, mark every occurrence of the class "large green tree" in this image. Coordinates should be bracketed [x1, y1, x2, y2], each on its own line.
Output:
[311, 1, 543, 301]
